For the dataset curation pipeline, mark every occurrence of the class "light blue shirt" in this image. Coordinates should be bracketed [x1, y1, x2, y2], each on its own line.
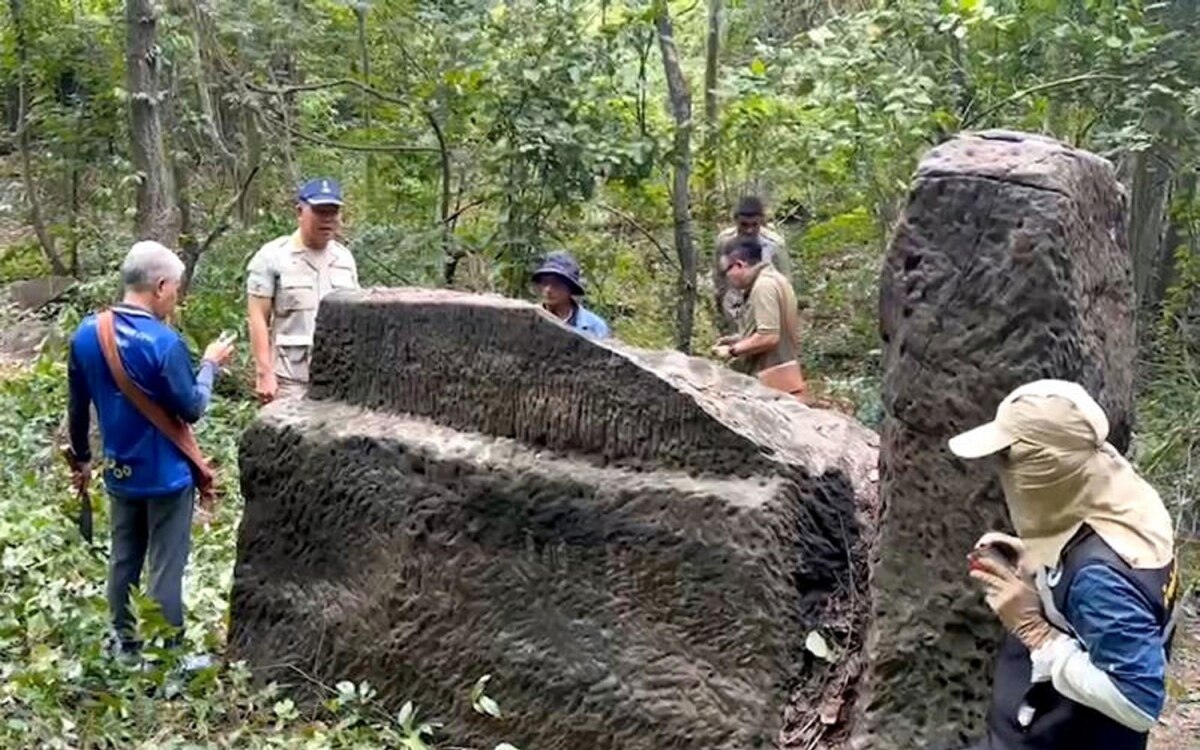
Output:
[568, 303, 610, 338]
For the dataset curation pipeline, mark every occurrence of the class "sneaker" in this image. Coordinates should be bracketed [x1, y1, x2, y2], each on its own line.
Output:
[180, 653, 214, 672]
[105, 632, 142, 668]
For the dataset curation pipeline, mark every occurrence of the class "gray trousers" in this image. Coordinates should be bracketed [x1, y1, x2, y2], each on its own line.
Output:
[107, 486, 194, 651]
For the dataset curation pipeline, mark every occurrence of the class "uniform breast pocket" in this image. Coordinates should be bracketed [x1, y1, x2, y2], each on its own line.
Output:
[278, 275, 318, 311]
[330, 264, 357, 290]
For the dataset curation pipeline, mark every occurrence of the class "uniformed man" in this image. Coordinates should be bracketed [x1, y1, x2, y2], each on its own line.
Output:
[712, 236, 805, 398]
[246, 178, 359, 404]
[951, 380, 1177, 750]
[712, 195, 792, 334]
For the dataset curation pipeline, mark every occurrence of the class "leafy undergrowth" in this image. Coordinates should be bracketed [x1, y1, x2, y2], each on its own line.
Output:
[0, 355, 518, 750]
[1150, 541, 1200, 750]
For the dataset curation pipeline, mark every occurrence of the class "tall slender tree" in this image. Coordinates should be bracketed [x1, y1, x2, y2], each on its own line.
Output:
[125, 0, 179, 244]
[655, 4, 698, 352]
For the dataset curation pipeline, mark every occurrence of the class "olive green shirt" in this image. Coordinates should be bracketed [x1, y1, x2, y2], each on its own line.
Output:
[736, 263, 801, 375]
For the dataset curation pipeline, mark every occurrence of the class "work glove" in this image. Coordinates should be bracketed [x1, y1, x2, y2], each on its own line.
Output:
[969, 554, 1058, 651]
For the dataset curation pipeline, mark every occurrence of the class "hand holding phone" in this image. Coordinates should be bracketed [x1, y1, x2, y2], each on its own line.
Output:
[203, 330, 238, 366]
[968, 533, 1024, 574]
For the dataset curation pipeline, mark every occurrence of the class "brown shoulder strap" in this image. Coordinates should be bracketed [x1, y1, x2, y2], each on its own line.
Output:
[96, 310, 214, 499]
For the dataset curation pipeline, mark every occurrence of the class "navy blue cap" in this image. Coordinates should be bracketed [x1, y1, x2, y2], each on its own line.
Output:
[297, 177, 344, 206]
[532, 251, 586, 296]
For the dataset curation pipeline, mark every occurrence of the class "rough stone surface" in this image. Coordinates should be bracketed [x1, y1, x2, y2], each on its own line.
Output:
[0, 275, 75, 311]
[231, 289, 878, 750]
[856, 130, 1136, 749]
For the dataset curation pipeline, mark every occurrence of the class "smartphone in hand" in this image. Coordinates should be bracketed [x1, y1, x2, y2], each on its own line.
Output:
[968, 540, 1021, 572]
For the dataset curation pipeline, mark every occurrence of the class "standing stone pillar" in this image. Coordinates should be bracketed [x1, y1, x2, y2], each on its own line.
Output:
[855, 131, 1136, 749]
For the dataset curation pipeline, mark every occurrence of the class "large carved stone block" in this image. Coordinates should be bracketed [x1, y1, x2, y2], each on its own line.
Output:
[230, 290, 878, 750]
[857, 130, 1136, 749]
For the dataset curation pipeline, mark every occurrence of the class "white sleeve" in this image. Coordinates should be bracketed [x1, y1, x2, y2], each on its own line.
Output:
[1029, 634, 1156, 732]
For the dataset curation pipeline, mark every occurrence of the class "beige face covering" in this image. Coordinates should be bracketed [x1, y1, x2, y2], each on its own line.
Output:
[995, 397, 1174, 571]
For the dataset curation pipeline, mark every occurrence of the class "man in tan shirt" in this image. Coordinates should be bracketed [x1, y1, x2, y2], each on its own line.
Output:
[712, 235, 801, 378]
[712, 195, 793, 333]
[246, 178, 359, 403]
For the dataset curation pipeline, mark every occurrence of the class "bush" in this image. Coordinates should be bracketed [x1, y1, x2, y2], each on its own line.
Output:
[0, 352, 519, 749]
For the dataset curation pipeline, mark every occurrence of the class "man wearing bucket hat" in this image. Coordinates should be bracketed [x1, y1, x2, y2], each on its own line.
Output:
[950, 380, 1178, 750]
[531, 251, 610, 339]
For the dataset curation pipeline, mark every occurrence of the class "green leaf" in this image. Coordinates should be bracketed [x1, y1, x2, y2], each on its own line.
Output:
[750, 58, 766, 76]
[807, 26, 834, 46]
[805, 630, 835, 662]
[471, 674, 492, 702]
[476, 695, 502, 719]
[397, 700, 415, 728]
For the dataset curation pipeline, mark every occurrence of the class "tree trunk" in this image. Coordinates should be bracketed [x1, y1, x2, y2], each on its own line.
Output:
[699, 0, 721, 213]
[1159, 170, 1197, 311]
[1118, 146, 1174, 333]
[187, 0, 236, 177]
[174, 157, 200, 296]
[67, 153, 80, 276]
[428, 110, 456, 285]
[126, 0, 180, 245]
[11, 0, 70, 276]
[239, 108, 263, 226]
[656, 8, 698, 353]
[355, 2, 374, 220]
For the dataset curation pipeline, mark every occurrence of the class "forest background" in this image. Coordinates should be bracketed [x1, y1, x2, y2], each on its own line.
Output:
[0, 0, 1197, 747]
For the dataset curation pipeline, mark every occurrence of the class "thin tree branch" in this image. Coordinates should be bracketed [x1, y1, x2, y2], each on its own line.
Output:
[199, 165, 261, 256]
[277, 120, 442, 154]
[179, 165, 261, 296]
[596, 203, 675, 266]
[11, 0, 69, 276]
[961, 73, 1125, 129]
[246, 78, 409, 108]
[442, 195, 494, 226]
[264, 68, 300, 186]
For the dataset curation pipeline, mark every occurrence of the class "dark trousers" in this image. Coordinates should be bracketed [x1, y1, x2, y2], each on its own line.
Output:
[107, 486, 194, 651]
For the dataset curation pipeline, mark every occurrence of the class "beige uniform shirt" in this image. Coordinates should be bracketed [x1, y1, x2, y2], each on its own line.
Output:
[736, 263, 801, 375]
[713, 225, 792, 328]
[246, 232, 359, 383]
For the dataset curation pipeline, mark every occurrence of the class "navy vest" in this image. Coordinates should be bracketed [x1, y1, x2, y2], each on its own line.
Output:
[977, 525, 1177, 750]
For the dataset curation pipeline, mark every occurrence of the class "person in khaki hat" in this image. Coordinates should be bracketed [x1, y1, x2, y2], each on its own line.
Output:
[950, 380, 1178, 750]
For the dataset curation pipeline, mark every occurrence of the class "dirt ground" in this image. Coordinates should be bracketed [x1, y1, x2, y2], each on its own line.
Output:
[1150, 541, 1199, 750]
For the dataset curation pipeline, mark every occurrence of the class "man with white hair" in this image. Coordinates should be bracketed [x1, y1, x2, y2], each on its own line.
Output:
[950, 380, 1178, 750]
[65, 240, 235, 660]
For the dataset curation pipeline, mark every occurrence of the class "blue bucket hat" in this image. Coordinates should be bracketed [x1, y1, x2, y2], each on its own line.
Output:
[532, 251, 586, 296]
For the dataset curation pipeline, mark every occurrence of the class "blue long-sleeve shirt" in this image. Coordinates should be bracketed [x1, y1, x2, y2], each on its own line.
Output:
[1064, 563, 1168, 719]
[566, 303, 610, 338]
[68, 303, 216, 499]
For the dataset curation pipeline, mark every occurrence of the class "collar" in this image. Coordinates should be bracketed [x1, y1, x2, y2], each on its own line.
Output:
[747, 261, 771, 285]
[289, 231, 341, 255]
[544, 301, 578, 326]
[112, 303, 155, 319]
